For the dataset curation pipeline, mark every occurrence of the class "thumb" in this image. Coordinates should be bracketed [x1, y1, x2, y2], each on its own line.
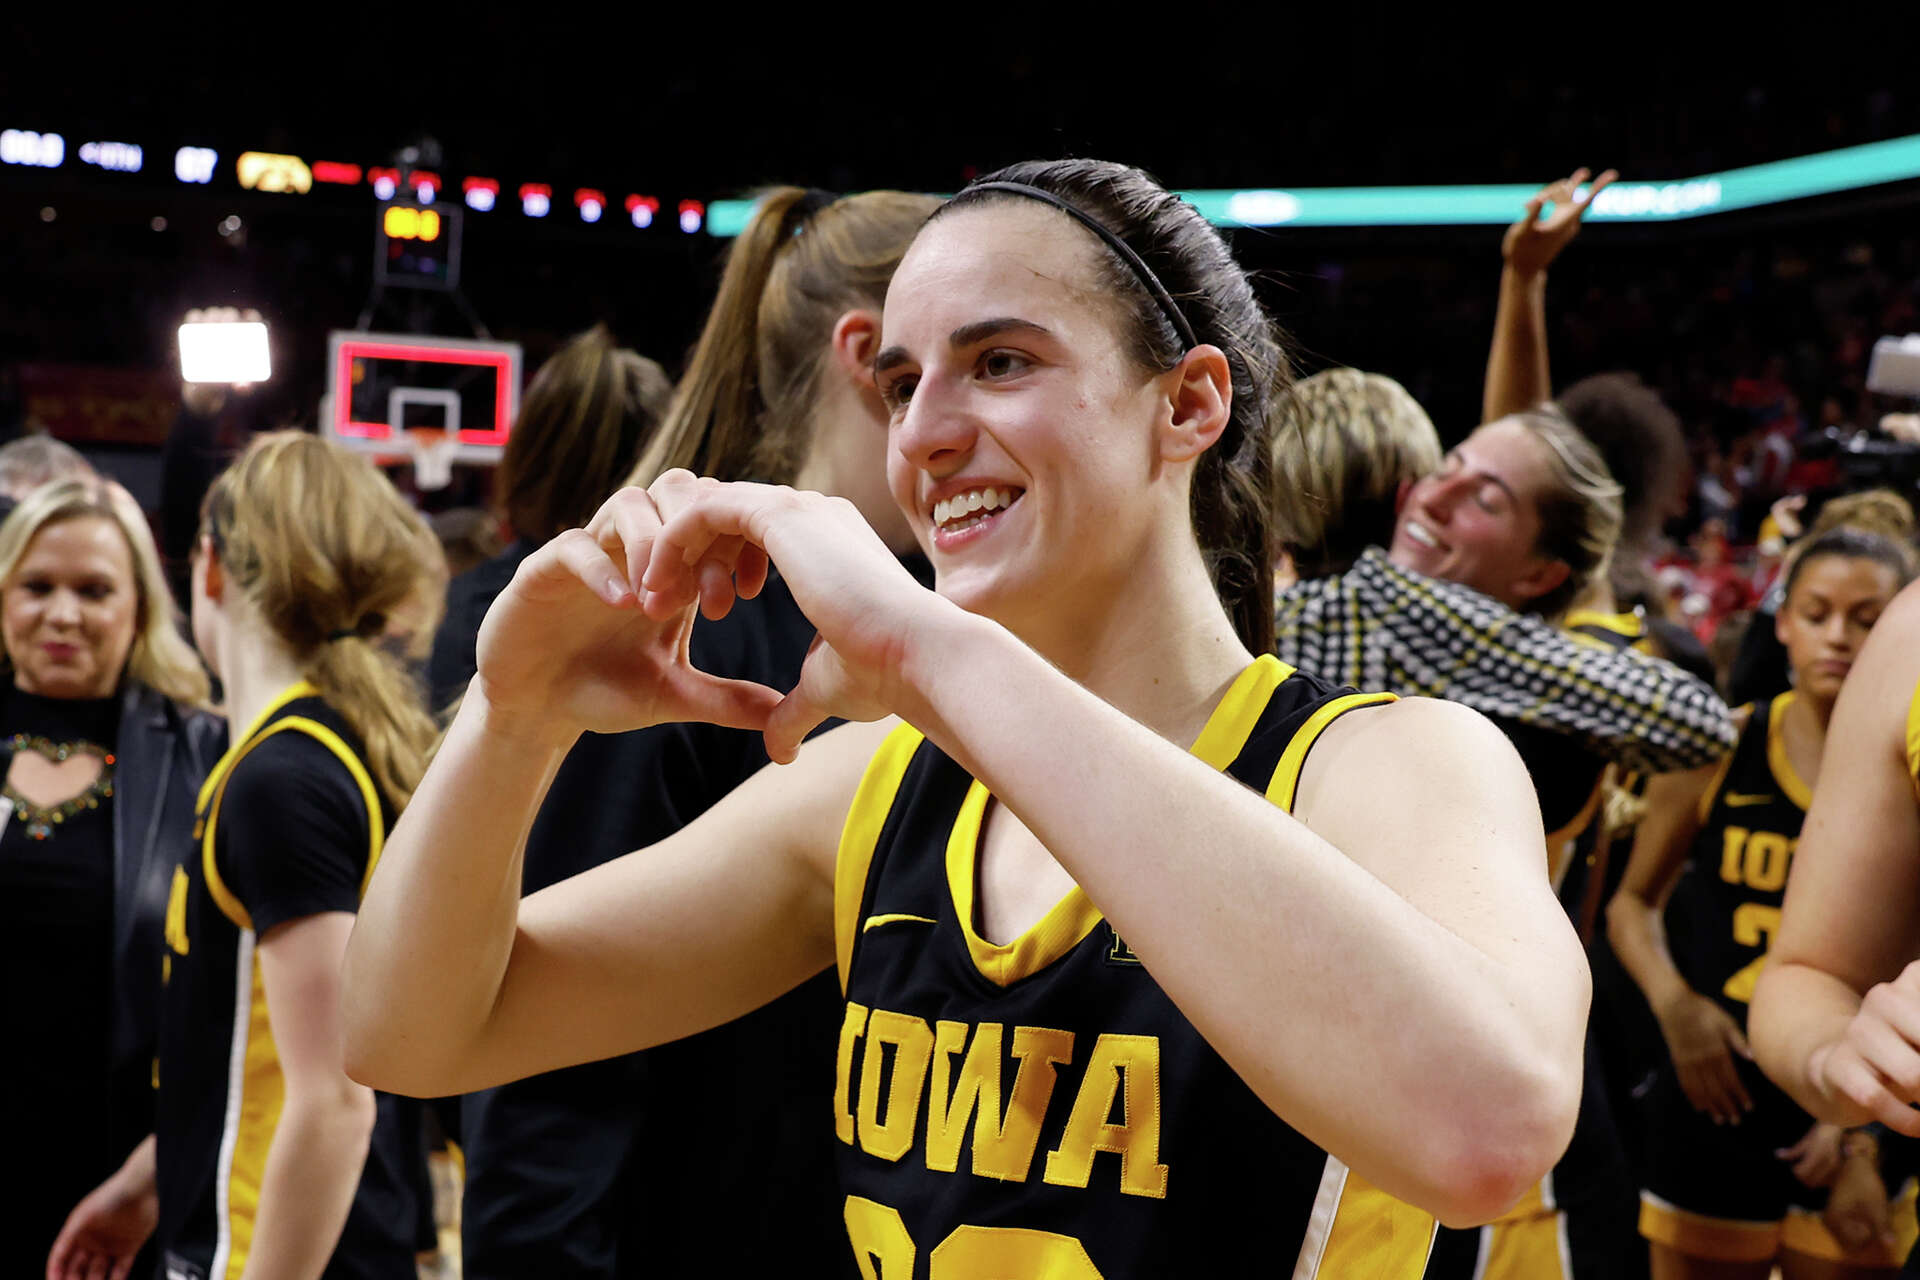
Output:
[662, 667, 783, 733]
[764, 643, 841, 765]
[1776, 1133, 1810, 1160]
[1729, 1024, 1754, 1060]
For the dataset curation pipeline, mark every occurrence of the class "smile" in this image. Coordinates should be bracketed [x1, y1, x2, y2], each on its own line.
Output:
[932, 486, 1024, 535]
[1403, 520, 1444, 551]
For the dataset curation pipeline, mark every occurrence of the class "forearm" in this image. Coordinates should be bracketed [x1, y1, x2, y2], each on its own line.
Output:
[1607, 894, 1694, 1020]
[1751, 963, 1870, 1123]
[342, 687, 573, 1092]
[1483, 267, 1550, 423]
[239, 1089, 376, 1280]
[901, 614, 1584, 1218]
[1341, 553, 1736, 770]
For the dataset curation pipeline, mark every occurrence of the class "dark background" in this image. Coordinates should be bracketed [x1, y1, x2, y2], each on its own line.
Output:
[4, 20, 1919, 502]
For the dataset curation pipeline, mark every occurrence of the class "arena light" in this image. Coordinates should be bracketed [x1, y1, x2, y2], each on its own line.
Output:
[1, 129, 65, 168]
[626, 194, 658, 228]
[463, 177, 498, 212]
[78, 140, 142, 173]
[312, 160, 362, 185]
[174, 146, 217, 183]
[412, 171, 440, 203]
[520, 183, 551, 218]
[575, 188, 606, 223]
[368, 167, 399, 201]
[678, 199, 704, 234]
[236, 151, 312, 194]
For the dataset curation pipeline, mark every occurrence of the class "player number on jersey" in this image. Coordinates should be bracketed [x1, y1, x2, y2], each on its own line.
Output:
[1721, 903, 1782, 1004]
[845, 1196, 1102, 1279]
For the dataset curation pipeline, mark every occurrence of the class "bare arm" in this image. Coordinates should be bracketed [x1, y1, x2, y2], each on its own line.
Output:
[242, 913, 375, 1280]
[904, 616, 1588, 1224]
[342, 517, 870, 1098]
[1481, 168, 1615, 424]
[1752, 581, 1920, 1131]
[1607, 756, 1756, 1123]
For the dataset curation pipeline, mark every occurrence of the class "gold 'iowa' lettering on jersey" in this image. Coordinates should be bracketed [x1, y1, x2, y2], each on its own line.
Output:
[1717, 824, 1795, 893]
[835, 1001, 1169, 1200]
[164, 864, 191, 957]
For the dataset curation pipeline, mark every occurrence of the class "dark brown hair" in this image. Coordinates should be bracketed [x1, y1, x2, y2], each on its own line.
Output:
[938, 160, 1286, 652]
[632, 187, 943, 486]
[1555, 372, 1685, 553]
[496, 325, 672, 541]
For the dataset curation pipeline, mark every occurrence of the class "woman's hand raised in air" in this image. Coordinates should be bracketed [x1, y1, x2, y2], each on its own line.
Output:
[636, 471, 959, 764]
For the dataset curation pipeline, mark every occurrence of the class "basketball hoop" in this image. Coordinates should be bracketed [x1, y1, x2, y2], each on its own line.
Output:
[407, 428, 459, 491]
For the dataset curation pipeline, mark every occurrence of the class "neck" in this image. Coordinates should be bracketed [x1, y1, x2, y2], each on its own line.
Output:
[1792, 684, 1837, 734]
[218, 617, 309, 734]
[997, 530, 1251, 748]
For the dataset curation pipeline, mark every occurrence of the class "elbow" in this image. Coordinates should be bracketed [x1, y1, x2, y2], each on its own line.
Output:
[1422, 1054, 1582, 1227]
[285, 1073, 378, 1147]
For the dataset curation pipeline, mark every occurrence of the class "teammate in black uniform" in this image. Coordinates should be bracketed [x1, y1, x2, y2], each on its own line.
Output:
[1611, 528, 1914, 1278]
[345, 159, 1592, 1275]
[50, 432, 439, 1280]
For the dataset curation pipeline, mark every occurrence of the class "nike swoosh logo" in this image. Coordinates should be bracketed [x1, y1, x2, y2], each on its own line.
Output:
[863, 913, 936, 933]
[1725, 793, 1774, 807]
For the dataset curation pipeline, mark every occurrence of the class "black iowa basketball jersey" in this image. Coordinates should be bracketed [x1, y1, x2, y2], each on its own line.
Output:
[1674, 694, 1810, 1027]
[155, 682, 416, 1280]
[831, 655, 1436, 1278]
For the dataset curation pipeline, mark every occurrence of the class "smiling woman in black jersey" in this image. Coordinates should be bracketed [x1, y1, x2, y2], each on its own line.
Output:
[344, 160, 1592, 1276]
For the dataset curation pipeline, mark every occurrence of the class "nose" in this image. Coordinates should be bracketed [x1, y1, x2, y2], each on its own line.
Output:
[1416, 471, 1470, 521]
[892, 378, 979, 480]
[45, 589, 83, 627]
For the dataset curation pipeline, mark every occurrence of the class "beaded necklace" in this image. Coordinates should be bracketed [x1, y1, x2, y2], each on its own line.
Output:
[3, 734, 116, 840]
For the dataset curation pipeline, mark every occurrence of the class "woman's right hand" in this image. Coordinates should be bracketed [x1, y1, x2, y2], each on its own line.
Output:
[471, 486, 785, 743]
[1658, 990, 1755, 1124]
[1810, 962, 1920, 1136]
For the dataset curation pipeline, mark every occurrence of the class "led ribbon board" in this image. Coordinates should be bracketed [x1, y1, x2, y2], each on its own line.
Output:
[706, 132, 1920, 236]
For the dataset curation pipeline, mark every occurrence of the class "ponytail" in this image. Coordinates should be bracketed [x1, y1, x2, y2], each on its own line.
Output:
[202, 431, 438, 810]
[631, 186, 942, 488]
[631, 187, 816, 486]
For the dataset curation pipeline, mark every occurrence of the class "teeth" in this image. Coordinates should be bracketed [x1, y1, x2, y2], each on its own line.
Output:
[1405, 521, 1439, 549]
[932, 486, 1021, 530]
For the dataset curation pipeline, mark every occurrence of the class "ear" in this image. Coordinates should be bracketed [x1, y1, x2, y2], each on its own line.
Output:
[828, 309, 882, 386]
[1157, 345, 1233, 464]
[1508, 557, 1572, 608]
[197, 535, 224, 604]
[1774, 602, 1793, 650]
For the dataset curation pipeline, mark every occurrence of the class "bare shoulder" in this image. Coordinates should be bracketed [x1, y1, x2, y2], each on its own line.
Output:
[1293, 696, 1538, 848]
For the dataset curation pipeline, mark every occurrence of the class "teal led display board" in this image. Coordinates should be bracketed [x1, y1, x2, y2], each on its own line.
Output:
[707, 132, 1920, 237]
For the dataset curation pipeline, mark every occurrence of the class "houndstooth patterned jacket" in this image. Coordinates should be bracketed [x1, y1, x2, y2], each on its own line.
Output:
[1273, 548, 1735, 773]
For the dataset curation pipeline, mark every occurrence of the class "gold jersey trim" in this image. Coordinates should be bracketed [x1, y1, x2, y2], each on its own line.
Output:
[1906, 676, 1920, 800]
[1764, 691, 1813, 813]
[835, 723, 924, 993]
[1265, 690, 1396, 812]
[1696, 703, 1750, 827]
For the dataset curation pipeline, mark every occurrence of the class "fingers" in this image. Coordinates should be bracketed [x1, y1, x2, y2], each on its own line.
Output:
[546, 529, 634, 608]
[1825, 1043, 1920, 1138]
[659, 665, 783, 734]
[1853, 983, 1920, 1099]
[1728, 1022, 1755, 1061]
[585, 487, 665, 602]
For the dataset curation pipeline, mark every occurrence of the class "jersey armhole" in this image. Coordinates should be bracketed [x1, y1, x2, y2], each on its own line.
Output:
[201, 717, 385, 931]
[1906, 680, 1920, 802]
[834, 723, 924, 993]
[1695, 703, 1754, 826]
[1263, 692, 1396, 813]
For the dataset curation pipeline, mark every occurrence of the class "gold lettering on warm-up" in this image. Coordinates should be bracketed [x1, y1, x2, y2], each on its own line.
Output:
[834, 1003, 1165, 1198]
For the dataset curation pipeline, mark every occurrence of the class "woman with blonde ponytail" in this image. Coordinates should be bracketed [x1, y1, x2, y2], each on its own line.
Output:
[53, 431, 436, 1280]
[451, 185, 940, 1280]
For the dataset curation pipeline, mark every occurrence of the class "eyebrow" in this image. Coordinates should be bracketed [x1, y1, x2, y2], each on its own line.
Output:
[1449, 445, 1523, 508]
[872, 316, 1054, 379]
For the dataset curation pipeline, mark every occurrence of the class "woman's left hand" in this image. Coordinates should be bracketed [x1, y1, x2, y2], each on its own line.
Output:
[639, 473, 955, 763]
[1778, 1121, 1846, 1188]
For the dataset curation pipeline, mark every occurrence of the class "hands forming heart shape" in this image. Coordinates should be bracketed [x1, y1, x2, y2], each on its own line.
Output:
[474, 472, 960, 763]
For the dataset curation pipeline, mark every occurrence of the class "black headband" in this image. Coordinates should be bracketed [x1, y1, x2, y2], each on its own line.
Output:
[964, 180, 1198, 351]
